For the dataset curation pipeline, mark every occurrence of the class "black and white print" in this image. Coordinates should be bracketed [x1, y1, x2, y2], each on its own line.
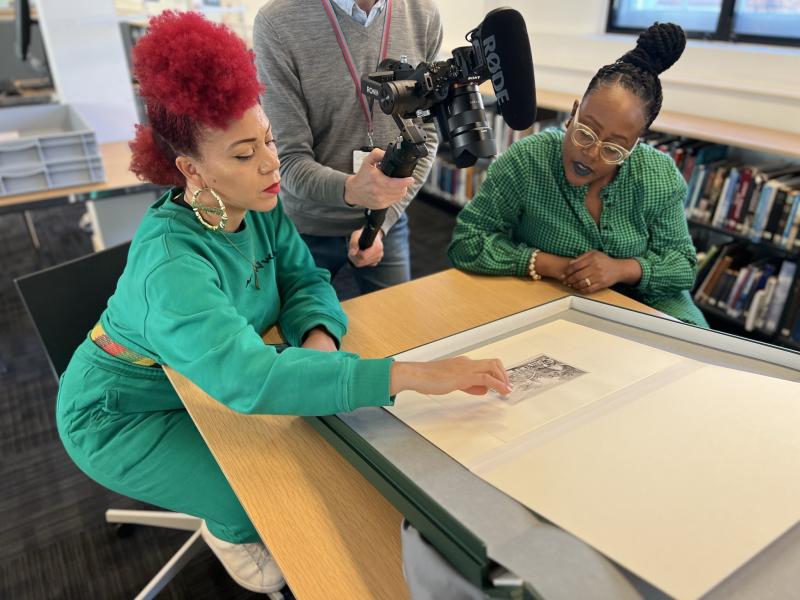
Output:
[493, 354, 586, 404]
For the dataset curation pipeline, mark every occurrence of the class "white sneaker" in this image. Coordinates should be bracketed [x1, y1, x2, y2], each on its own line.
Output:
[200, 520, 285, 594]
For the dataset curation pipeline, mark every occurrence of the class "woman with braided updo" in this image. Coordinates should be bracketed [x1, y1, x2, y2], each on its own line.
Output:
[56, 11, 511, 595]
[448, 23, 708, 327]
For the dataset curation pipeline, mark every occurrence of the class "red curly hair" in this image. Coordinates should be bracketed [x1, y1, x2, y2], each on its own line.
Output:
[129, 11, 264, 186]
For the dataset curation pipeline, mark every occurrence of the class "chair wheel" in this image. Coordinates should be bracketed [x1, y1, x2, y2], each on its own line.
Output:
[114, 523, 136, 538]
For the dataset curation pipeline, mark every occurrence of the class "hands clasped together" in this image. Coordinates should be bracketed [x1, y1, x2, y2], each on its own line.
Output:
[537, 249, 642, 294]
[562, 250, 631, 294]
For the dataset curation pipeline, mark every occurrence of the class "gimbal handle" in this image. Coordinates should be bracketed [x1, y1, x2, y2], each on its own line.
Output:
[358, 120, 428, 250]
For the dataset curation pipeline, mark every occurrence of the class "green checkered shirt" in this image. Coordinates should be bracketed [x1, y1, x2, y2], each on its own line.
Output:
[447, 129, 708, 327]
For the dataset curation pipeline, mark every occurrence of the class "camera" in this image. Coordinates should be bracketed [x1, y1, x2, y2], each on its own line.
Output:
[357, 7, 535, 249]
[363, 51, 496, 169]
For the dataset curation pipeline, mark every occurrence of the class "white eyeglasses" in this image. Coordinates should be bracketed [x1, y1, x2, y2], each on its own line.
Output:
[569, 106, 637, 165]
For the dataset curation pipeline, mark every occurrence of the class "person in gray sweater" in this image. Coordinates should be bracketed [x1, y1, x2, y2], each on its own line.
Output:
[254, 0, 442, 296]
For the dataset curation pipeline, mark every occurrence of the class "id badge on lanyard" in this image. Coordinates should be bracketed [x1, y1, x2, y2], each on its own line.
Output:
[321, 0, 393, 173]
[352, 147, 372, 174]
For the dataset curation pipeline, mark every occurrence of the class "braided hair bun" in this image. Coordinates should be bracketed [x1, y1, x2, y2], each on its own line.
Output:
[619, 22, 686, 75]
[583, 22, 686, 130]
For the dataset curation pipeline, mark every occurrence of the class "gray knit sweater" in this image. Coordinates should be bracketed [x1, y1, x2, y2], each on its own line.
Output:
[254, 0, 442, 236]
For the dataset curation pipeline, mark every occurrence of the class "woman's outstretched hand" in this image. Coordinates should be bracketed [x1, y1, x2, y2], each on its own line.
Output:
[390, 356, 512, 397]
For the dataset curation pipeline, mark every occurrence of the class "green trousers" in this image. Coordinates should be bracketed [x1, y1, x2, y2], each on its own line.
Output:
[56, 338, 259, 544]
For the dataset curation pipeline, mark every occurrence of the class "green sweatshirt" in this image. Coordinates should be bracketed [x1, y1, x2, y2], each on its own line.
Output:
[448, 130, 708, 327]
[98, 188, 393, 415]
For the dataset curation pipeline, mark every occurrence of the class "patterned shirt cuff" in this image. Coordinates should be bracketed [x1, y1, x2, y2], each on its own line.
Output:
[634, 257, 653, 294]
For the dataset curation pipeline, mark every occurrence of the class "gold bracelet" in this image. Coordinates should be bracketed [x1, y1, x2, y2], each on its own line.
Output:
[528, 249, 542, 281]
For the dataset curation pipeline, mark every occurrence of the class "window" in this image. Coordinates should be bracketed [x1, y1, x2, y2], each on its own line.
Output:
[607, 0, 800, 46]
[732, 0, 800, 44]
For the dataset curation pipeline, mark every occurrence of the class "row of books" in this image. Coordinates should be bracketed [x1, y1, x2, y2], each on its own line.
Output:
[688, 163, 800, 249]
[642, 134, 727, 184]
[492, 112, 533, 156]
[693, 242, 800, 342]
[422, 161, 489, 207]
[642, 135, 800, 251]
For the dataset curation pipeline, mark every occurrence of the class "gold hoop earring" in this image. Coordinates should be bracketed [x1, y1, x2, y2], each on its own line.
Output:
[191, 187, 228, 231]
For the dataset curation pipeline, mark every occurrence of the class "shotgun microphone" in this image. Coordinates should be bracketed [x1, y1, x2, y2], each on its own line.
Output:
[473, 8, 536, 131]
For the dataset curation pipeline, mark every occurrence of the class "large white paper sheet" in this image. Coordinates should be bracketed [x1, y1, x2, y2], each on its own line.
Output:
[389, 320, 800, 600]
[391, 320, 686, 462]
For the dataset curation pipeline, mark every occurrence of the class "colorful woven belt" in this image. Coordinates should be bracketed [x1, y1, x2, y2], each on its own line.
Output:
[90, 323, 158, 367]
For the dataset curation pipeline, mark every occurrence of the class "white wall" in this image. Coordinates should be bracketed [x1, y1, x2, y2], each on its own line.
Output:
[437, 0, 800, 135]
[38, 0, 139, 143]
[61, 0, 795, 139]
[240, 0, 481, 51]
[432, 0, 483, 55]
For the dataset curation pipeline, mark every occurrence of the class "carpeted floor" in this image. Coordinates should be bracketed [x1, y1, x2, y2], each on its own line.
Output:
[0, 194, 456, 600]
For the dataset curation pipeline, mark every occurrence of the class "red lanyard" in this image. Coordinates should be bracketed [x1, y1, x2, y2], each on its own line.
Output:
[321, 0, 393, 146]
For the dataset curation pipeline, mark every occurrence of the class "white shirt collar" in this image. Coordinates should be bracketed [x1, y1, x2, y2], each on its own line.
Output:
[330, 0, 387, 27]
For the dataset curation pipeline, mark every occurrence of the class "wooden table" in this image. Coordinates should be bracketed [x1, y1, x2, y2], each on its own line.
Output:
[166, 270, 660, 599]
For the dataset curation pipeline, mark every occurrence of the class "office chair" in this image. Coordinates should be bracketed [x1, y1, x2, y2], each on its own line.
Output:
[14, 243, 206, 600]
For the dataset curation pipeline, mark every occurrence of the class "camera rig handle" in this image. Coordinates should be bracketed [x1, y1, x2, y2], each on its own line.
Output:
[358, 114, 428, 250]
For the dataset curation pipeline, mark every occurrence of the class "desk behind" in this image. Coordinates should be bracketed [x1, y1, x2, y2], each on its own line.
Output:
[0, 141, 143, 211]
[167, 271, 660, 599]
[0, 141, 159, 250]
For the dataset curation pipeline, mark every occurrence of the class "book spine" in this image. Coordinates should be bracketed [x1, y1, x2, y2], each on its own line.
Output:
[753, 276, 778, 331]
[687, 165, 707, 218]
[745, 289, 767, 332]
[695, 253, 732, 303]
[778, 277, 800, 339]
[710, 270, 736, 307]
[764, 261, 797, 335]
[751, 182, 776, 242]
[724, 267, 750, 315]
[779, 192, 798, 248]
[763, 188, 788, 242]
[785, 193, 800, 250]
[729, 169, 752, 229]
[711, 171, 733, 227]
[742, 177, 764, 237]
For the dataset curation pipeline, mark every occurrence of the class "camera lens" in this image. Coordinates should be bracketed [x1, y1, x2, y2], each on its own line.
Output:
[380, 80, 424, 118]
[438, 83, 496, 168]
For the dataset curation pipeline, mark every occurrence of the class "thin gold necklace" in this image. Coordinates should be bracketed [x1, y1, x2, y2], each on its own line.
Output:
[181, 192, 261, 290]
[219, 228, 262, 290]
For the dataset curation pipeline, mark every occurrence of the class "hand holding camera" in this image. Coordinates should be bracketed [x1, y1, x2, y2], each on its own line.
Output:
[344, 148, 415, 210]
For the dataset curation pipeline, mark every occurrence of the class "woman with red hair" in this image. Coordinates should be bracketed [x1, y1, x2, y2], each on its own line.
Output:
[55, 11, 510, 594]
